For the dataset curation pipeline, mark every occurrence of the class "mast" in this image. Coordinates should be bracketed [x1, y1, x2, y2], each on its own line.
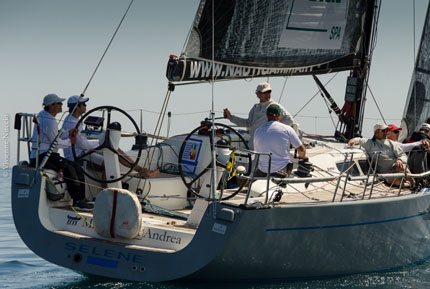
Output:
[338, 0, 380, 139]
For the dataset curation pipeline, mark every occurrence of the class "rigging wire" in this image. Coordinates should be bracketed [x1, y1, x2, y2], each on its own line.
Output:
[81, 0, 135, 96]
[36, 0, 136, 174]
[210, 0, 218, 216]
[53, 0, 136, 130]
[413, 0, 417, 130]
[364, 80, 385, 124]
[136, 88, 173, 197]
[318, 87, 338, 129]
[293, 73, 338, 118]
[277, 76, 289, 103]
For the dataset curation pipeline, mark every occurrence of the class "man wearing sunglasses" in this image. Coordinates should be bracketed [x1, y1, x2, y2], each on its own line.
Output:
[386, 124, 429, 152]
[29, 94, 92, 211]
[62, 95, 159, 180]
[223, 82, 297, 149]
[348, 123, 414, 187]
[62, 95, 101, 165]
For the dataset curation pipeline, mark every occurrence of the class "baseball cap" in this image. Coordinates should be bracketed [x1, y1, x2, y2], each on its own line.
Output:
[266, 104, 282, 116]
[421, 123, 430, 130]
[43, 94, 65, 106]
[373, 123, 389, 131]
[256, 82, 272, 93]
[387, 124, 402, 131]
[67, 95, 89, 108]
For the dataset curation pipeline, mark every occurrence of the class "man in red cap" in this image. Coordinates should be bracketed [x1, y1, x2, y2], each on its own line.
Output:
[348, 123, 414, 187]
[386, 123, 429, 152]
[386, 124, 402, 142]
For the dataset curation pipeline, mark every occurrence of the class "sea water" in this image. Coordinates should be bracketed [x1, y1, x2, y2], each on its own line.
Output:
[2, 168, 430, 289]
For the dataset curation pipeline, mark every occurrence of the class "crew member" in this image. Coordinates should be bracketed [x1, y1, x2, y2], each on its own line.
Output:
[224, 82, 297, 149]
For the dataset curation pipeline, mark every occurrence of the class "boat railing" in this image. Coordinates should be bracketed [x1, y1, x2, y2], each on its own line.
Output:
[231, 148, 430, 206]
[14, 112, 37, 166]
[228, 147, 273, 205]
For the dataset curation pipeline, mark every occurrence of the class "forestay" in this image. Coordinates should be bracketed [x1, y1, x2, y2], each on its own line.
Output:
[167, 0, 372, 82]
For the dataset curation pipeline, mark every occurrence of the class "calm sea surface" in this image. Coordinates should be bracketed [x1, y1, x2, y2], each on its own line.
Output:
[2, 168, 430, 289]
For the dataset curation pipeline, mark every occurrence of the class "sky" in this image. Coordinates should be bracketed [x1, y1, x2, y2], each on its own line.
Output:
[0, 0, 428, 168]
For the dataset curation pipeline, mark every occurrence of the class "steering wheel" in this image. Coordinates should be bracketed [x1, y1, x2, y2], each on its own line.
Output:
[178, 122, 251, 200]
[72, 105, 142, 183]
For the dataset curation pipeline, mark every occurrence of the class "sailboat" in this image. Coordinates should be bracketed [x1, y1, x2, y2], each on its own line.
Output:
[11, 0, 430, 282]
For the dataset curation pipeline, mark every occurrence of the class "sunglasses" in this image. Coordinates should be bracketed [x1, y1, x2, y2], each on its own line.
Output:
[262, 90, 271, 94]
[392, 130, 400, 134]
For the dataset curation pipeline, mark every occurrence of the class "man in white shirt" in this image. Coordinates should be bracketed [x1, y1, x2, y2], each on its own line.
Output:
[223, 82, 298, 149]
[253, 104, 307, 177]
[63, 95, 159, 178]
[29, 94, 93, 210]
[62, 95, 102, 165]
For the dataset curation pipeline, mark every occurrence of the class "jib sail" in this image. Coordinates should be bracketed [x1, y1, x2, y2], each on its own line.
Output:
[401, 3, 430, 139]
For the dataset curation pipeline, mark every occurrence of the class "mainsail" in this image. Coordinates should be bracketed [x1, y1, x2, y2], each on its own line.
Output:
[167, 0, 373, 82]
[400, 3, 430, 140]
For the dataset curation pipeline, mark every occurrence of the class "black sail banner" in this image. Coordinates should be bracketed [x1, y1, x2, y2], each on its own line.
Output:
[401, 3, 430, 139]
[167, 0, 370, 82]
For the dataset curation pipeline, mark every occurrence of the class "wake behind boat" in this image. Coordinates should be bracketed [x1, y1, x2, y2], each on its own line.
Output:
[11, 0, 430, 282]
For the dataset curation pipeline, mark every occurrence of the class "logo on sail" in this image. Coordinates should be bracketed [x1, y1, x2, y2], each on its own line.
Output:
[279, 0, 347, 50]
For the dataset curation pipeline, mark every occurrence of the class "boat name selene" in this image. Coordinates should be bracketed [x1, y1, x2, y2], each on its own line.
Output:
[64, 242, 144, 263]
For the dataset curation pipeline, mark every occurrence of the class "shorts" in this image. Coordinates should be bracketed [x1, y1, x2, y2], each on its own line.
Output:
[255, 162, 294, 178]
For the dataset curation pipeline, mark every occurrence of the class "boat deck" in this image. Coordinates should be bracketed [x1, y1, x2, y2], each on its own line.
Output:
[49, 164, 415, 249]
[223, 180, 413, 207]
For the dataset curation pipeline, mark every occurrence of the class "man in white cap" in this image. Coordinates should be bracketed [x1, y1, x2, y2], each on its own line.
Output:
[62, 95, 100, 163]
[223, 82, 297, 149]
[29, 93, 93, 211]
[62, 95, 159, 179]
[348, 123, 413, 187]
